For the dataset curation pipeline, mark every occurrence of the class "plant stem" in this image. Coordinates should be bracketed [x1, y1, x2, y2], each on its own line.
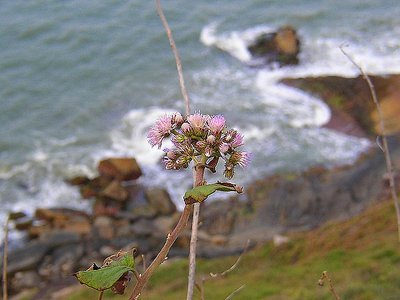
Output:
[187, 164, 205, 300]
[129, 204, 192, 300]
[155, 0, 190, 116]
[2, 217, 9, 300]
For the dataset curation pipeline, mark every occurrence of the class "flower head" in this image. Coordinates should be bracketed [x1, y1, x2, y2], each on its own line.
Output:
[230, 151, 251, 168]
[187, 113, 207, 135]
[147, 111, 250, 178]
[208, 115, 225, 135]
[147, 114, 173, 148]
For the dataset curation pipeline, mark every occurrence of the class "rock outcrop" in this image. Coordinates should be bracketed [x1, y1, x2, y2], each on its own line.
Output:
[281, 74, 400, 137]
[248, 25, 301, 66]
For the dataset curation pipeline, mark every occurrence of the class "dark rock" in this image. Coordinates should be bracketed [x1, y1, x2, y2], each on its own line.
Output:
[248, 25, 300, 66]
[100, 180, 129, 202]
[11, 271, 42, 291]
[93, 216, 115, 240]
[14, 218, 33, 231]
[144, 188, 176, 216]
[201, 198, 238, 235]
[79, 176, 112, 199]
[38, 243, 84, 278]
[130, 218, 158, 237]
[8, 211, 27, 221]
[93, 198, 123, 217]
[98, 158, 142, 181]
[66, 175, 90, 186]
[3, 241, 49, 275]
[39, 230, 81, 248]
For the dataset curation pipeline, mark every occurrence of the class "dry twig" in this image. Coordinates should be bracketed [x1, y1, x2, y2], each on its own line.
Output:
[318, 271, 341, 300]
[196, 240, 250, 300]
[225, 285, 246, 300]
[2, 217, 9, 300]
[340, 46, 400, 241]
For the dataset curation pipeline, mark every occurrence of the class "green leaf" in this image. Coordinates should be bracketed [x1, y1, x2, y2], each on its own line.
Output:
[75, 250, 135, 291]
[184, 182, 243, 204]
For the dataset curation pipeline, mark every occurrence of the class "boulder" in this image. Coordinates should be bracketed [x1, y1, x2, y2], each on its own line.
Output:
[11, 271, 42, 291]
[38, 243, 84, 278]
[200, 198, 238, 235]
[3, 241, 49, 275]
[100, 180, 129, 202]
[144, 188, 176, 216]
[248, 25, 300, 66]
[98, 158, 142, 181]
[93, 216, 115, 240]
[79, 176, 112, 199]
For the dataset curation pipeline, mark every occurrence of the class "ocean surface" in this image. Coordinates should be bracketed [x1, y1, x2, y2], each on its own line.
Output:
[1, 0, 400, 227]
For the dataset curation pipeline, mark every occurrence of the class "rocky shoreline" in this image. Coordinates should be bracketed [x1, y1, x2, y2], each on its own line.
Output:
[2, 29, 400, 298]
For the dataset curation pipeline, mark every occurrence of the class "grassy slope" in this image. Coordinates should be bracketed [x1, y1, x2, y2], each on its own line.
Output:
[66, 199, 400, 300]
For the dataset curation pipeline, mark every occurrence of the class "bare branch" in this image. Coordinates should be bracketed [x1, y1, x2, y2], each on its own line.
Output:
[128, 205, 192, 299]
[318, 271, 341, 300]
[225, 285, 246, 300]
[196, 240, 250, 300]
[340, 46, 400, 241]
[210, 240, 250, 279]
[2, 217, 9, 300]
[155, 0, 191, 116]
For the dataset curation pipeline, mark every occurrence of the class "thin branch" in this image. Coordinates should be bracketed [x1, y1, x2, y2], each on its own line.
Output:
[155, 0, 191, 116]
[128, 205, 192, 300]
[196, 240, 250, 300]
[318, 271, 341, 300]
[2, 217, 9, 300]
[225, 285, 246, 300]
[340, 46, 400, 241]
[210, 240, 250, 279]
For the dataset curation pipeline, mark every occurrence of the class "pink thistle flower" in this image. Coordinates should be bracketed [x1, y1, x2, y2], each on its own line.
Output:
[187, 113, 206, 132]
[231, 132, 244, 148]
[208, 115, 225, 135]
[231, 151, 251, 168]
[181, 122, 192, 135]
[147, 114, 173, 148]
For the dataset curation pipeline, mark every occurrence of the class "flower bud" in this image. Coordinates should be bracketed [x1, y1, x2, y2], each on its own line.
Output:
[219, 143, 230, 154]
[181, 122, 192, 135]
[206, 134, 216, 145]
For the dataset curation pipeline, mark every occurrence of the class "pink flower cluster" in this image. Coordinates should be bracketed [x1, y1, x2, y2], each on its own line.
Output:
[147, 112, 250, 179]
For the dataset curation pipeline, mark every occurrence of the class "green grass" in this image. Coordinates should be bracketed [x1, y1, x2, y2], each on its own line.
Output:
[64, 200, 400, 300]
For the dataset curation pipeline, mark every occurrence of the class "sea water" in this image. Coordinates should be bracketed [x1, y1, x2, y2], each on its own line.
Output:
[1, 0, 400, 227]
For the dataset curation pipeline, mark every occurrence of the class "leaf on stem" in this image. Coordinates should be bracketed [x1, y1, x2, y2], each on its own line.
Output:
[184, 182, 243, 204]
[74, 249, 135, 293]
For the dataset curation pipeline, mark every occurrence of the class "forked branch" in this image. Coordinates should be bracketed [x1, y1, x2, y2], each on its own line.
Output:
[340, 46, 400, 241]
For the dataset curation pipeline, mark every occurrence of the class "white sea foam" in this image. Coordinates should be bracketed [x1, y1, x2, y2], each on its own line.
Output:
[201, 23, 274, 63]
[107, 107, 176, 165]
[200, 23, 400, 76]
